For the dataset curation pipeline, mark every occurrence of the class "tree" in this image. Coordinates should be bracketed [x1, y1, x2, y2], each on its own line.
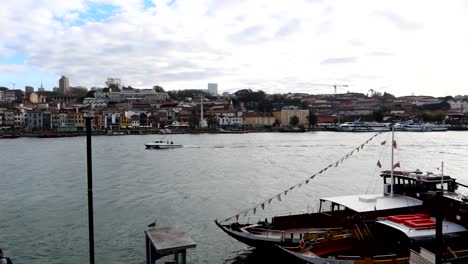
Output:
[290, 116, 299, 127]
[188, 115, 200, 129]
[206, 115, 218, 128]
[308, 112, 317, 127]
[153, 85, 165, 93]
[372, 108, 384, 122]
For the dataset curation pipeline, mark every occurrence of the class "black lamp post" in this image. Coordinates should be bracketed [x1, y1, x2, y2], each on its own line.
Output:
[85, 113, 95, 264]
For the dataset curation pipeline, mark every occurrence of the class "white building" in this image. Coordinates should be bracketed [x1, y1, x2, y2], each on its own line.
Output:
[216, 116, 243, 127]
[448, 100, 468, 112]
[208, 83, 218, 96]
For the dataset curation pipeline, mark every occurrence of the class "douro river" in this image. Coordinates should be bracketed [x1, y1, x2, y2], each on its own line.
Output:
[1, 131, 467, 263]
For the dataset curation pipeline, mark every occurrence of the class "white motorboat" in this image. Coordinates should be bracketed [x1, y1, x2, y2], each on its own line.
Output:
[145, 140, 182, 149]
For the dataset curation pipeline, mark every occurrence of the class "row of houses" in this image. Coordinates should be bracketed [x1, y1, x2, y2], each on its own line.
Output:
[0, 107, 315, 132]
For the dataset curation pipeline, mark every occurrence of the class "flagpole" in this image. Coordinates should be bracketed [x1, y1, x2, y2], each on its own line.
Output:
[390, 126, 394, 198]
[441, 161, 444, 192]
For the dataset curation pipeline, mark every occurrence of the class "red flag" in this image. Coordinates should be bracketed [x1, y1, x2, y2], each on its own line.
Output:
[381, 140, 386, 145]
[377, 160, 382, 168]
[392, 140, 397, 149]
[393, 162, 400, 169]
[261, 203, 265, 210]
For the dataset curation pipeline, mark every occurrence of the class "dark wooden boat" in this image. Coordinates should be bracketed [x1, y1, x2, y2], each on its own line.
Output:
[279, 214, 468, 264]
[216, 170, 466, 249]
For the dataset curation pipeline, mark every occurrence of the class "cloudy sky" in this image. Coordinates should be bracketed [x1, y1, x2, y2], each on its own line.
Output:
[1, 0, 467, 96]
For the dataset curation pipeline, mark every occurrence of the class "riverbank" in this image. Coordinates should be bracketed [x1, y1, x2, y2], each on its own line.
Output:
[0, 127, 335, 138]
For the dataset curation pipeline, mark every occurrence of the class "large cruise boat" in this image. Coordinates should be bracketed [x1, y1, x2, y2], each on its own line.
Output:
[336, 121, 391, 132]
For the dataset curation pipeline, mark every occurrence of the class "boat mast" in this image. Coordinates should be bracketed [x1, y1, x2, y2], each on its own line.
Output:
[390, 126, 395, 197]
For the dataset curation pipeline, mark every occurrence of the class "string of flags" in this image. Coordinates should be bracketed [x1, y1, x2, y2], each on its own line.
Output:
[221, 132, 383, 223]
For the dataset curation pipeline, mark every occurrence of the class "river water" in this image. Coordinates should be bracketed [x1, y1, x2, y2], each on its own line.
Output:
[1, 132, 467, 264]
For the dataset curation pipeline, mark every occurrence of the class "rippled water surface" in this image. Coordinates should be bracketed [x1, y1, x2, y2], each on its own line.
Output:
[1, 132, 468, 263]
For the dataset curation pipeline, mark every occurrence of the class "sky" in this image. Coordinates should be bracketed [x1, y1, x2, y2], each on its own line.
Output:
[1, 0, 468, 96]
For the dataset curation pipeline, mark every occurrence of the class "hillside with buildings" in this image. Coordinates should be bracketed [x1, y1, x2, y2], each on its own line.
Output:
[1, 77, 468, 134]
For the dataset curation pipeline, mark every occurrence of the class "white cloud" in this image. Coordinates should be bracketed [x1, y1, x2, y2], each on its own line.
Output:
[0, 64, 28, 73]
[1, 0, 468, 96]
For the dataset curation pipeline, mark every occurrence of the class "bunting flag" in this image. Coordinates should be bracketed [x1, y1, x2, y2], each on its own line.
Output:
[381, 140, 386, 145]
[393, 140, 397, 149]
[393, 162, 400, 169]
[377, 160, 382, 168]
[219, 132, 382, 223]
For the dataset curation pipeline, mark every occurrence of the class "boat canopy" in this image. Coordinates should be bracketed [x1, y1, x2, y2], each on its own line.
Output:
[377, 218, 467, 238]
[320, 194, 422, 213]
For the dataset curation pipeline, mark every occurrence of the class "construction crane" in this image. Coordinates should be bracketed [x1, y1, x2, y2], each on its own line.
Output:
[309, 83, 349, 95]
[9, 81, 16, 89]
[309, 83, 349, 113]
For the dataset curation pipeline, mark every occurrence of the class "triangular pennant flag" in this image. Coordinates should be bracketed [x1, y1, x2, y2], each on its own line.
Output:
[243, 211, 248, 217]
[360, 144, 364, 149]
[356, 147, 360, 152]
[268, 198, 273, 204]
[377, 160, 382, 168]
[328, 164, 333, 168]
[277, 194, 282, 201]
[393, 162, 400, 169]
[335, 161, 339, 167]
[253, 208, 256, 215]
[284, 190, 288, 195]
[305, 179, 309, 184]
[323, 167, 328, 172]
[235, 214, 239, 221]
[289, 186, 295, 191]
[298, 183, 302, 188]
[310, 174, 316, 179]
[319, 169, 324, 173]
[381, 140, 386, 145]
[261, 203, 265, 210]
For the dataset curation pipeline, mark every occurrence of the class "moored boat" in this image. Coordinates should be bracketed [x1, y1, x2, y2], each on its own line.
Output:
[279, 214, 468, 264]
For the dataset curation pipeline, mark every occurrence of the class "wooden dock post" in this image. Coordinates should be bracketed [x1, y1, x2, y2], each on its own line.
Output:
[145, 226, 196, 264]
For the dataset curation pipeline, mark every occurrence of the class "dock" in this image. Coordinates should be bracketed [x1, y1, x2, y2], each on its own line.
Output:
[145, 226, 196, 264]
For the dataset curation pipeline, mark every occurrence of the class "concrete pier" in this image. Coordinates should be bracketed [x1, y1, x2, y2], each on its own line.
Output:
[145, 226, 196, 264]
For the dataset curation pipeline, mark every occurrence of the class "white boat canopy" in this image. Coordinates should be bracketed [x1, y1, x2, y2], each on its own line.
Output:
[377, 218, 467, 238]
[320, 194, 423, 213]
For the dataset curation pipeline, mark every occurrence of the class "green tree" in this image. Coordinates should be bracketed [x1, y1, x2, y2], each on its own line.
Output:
[290, 116, 299, 127]
[372, 108, 384, 122]
[188, 115, 200, 129]
[206, 115, 218, 128]
[153, 85, 165, 93]
[308, 112, 317, 127]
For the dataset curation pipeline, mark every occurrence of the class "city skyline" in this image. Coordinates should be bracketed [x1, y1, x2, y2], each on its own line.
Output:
[1, 0, 468, 97]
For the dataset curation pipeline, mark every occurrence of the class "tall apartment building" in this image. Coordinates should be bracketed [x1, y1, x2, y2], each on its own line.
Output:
[59, 76, 70, 94]
[208, 83, 218, 95]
